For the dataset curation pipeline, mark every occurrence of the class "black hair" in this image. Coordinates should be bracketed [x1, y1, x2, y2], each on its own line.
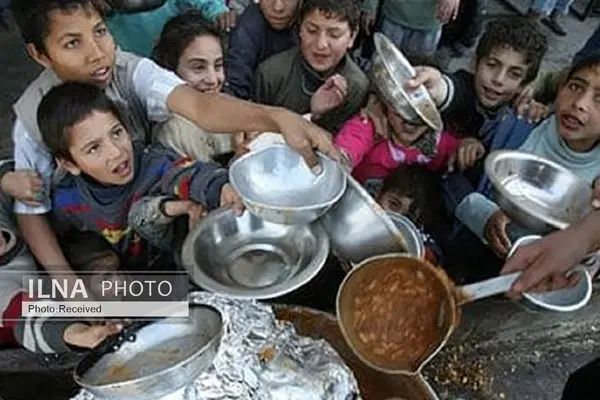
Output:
[11, 0, 109, 53]
[299, 0, 360, 33]
[380, 165, 445, 234]
[59, 230, 116, 273]
[152, 9, 222, 72]
[475, 18, 548, 85]
[37, 82, 123, 161]
[566, 52, 600, 82]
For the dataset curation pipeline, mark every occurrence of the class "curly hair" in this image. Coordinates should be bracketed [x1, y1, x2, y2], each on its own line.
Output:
[566, 52, 600, 81]
[299, 0, 360, 32]
[152, 9, 222, 72]
[475, 18, 548, 85]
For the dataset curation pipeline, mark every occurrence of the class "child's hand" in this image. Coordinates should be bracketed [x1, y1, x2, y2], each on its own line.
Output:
[1, 170, 44, 206]
[311, 74, 348, 117]
[517, 99, 549, 124]
[163, 200, 208, 229]
[405, 67, 447, 107]
[233, 131, 260, 155]
[359, 94, 388, 139]
[63, 322, 123, 349]
[484, 210, 512, 258]
[448, 138, 485, 172]
[592, 177, 600, 209]
[220, 183, 244, 216]
[216, 10, 237, 33]
[437, 0, 460, 23]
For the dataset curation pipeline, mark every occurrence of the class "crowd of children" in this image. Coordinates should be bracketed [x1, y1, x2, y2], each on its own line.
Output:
[0, 0, 600, 360]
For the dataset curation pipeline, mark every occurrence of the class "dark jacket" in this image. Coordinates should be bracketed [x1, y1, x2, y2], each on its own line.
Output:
[223, 3, 298, 100]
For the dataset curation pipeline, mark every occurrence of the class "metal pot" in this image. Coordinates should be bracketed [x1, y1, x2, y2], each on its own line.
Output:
[74, 304, 224, 400]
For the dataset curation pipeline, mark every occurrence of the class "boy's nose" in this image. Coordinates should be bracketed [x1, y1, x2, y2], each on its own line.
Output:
[273, 0, 284, 11]
[316, 33, 328, 49]
[86, 40, 106, 63]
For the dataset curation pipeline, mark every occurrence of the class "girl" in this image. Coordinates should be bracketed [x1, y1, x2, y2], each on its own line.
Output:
[152, 10, 234, 163]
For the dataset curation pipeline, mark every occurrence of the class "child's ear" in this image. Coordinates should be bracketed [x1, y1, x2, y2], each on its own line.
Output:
[26, 43, 52, 69]
[348, 29, 359, 50]
[57, 157, 81, 176]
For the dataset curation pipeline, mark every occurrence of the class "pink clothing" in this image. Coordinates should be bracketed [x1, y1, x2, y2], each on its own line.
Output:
[334, 115, 461, 183]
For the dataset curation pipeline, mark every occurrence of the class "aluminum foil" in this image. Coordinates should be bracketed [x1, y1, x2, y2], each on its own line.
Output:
[71, 292, 360, 400]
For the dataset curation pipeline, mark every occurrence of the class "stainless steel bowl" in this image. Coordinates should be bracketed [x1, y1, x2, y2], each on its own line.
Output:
[321, 174, 407, 264]
[371, 33, 443, 132]
[509, 235, 593, 312]
[485, 150, 593, 233]
[387, 211, 425, 259]
[181, 208, 329, 299]
[74, 304, 223, 400]
[229, 144, 346, 225]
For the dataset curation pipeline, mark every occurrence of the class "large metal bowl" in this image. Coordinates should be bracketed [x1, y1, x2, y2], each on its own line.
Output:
[321, 174, 407, 264]
[485, 150, 593, 233]
[229, 144, 346, 225]
[371, 33, 443, 132]
[387, 211, 426, 259]
[181, 208, 329, 299]
[74, 304, 223, 400]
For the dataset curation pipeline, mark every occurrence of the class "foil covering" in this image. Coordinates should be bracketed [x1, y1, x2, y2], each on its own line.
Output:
[72, 292, 360, 400]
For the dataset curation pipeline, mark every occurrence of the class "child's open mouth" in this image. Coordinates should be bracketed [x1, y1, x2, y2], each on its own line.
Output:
[482, 86, 503, 102]
[91, 66, 111, 83]
[560, 114, 584, 131]
[112, 159, 132, 177]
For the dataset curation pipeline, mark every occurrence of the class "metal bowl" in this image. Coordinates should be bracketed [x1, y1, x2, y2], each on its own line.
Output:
[485, 150, 593, 233]
[321, 174, 407, 264]
[229, 144, 346, 225]
[74, 304, 223, 400]
[181, 208, 329, 299]
[508, 236, 593, 312]
[387, 211, 425, 259]
[371, 33, 443, 132]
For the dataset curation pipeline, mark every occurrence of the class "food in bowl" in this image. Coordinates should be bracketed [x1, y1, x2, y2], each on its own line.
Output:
[339, 256, 455, 373]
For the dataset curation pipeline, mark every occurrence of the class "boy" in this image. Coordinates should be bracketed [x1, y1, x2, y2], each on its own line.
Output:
[408, 18, 548, 141]
[253, 0, 369, 134]
[224, 0, 299, 100]
[8, 0, 337, 283]
[444, 54, 600, 280]
[37, 82, 242, 268]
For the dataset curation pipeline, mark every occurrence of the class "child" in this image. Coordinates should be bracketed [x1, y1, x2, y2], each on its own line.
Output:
[106, 0, 235, 57]
[152, 11, 233, 161]
[444, 54, 600, 280]
[253, 0, 369, 134]
[377, 165, 447, 266]
[8, 0, 335, 284]
[334, 73, 460, 193]
[37, 82, 243, 268]
[224, 0, 299, 100]
[409, 18, 548, 141]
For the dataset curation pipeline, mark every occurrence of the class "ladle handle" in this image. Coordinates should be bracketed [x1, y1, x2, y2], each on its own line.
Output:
[458, 272, 521, 305]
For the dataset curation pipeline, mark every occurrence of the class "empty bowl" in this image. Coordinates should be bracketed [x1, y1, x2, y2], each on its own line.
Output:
[485, 150, 593, 233]
[371, 33, 443, 132]
[229, 144, 346, 225]
[508, 235, 593, 312]
[181, 208, 329, 299]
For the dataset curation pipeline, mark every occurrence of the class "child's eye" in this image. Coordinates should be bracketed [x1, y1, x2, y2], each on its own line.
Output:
[95, 26, 108, 37]
[65, 39, 80, 49]
[87, 144, 99, 154]
[568, 82, 583, 92]
[112, 127, 124, 138]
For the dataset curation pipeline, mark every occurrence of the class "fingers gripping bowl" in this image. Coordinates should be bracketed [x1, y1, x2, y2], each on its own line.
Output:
[229, 144, 346, 225]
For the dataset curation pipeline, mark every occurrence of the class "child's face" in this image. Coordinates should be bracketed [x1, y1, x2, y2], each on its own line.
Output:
[386, 107, 429, 146]
[299, 10, 357, 73]
[260, 0, 299, 30]
[176, 34, 225, 94]
[555, 66, 600, 152]
[61, 110, 135, 185]
[379, 189, 414, 215]
[473, 46, 529, 109]
[28, 5, 116, 89]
